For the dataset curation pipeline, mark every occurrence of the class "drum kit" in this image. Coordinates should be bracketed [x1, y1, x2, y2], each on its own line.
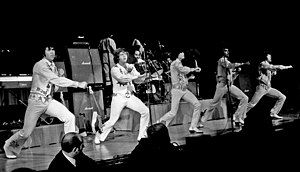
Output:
[133, 58, 172, 103]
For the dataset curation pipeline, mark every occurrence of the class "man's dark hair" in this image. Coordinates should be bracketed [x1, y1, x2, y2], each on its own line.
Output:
[113, 48, 128, 64]
[36, 39, 57, 58]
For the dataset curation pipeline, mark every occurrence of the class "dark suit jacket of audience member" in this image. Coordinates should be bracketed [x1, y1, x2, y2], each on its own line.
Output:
[48, 150, 98, 171]
[128, 138, 182, 169]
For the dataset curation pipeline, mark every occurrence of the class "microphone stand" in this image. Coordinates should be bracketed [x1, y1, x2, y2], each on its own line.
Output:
[148, 60, 165, 103]
[87, 43, 96, 85]
[194, 59, 200, 98]
[143, 45, 153, 125]
[161, 59, 172, 103]
[224, 55, 234, 133]
[153, 41, 166, 102]
[87, 43, 110, 133]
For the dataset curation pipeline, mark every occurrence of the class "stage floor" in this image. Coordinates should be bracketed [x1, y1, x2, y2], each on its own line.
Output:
[0, 113, 299, 172]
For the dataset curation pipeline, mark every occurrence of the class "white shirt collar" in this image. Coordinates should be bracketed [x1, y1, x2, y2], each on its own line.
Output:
[62, 151, 76, 167]
[43, 58, 55, 67]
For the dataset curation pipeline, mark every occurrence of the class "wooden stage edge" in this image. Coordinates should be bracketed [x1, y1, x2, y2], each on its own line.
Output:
[6, 99, 222, 149]
[0, 113, 300, 171]
[2, 99, 299, 150]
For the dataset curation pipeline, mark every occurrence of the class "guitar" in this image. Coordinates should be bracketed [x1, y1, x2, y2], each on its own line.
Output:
[60, 91, 66, 106]
[88, 86, 107, 133]
[57, 68, 67, 107]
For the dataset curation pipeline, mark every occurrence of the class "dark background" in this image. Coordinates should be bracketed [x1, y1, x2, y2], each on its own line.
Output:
[0, 2, 299, 112]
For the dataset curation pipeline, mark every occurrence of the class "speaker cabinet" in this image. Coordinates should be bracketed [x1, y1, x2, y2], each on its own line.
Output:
[187, 81, 200, 97]
[72, 90, 105, 132]
[237, 73, 252, 97]
[67, 48, 103, 84]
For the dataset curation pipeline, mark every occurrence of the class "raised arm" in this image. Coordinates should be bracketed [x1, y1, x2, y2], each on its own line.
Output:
[219, 57, 244, 69]
[40, 66, 82, 88]
[260, 61, 292, 71]
[111, 65, 140, 84]
[174, 60, 198, 74]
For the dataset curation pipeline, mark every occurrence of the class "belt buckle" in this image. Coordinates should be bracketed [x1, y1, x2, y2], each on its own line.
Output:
[173, 85, 180, 90]
[125, 92, 131, 98]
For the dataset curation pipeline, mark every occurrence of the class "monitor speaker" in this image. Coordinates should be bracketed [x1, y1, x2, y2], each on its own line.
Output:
[67, 48, 103, 84]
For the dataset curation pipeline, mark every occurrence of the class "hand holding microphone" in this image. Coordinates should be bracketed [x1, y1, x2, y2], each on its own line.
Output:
[78, 81, 88, 89]
[279, 65, 293, 70]
[127, 64, 134, 73]
[194, 59, 201, 72]
[194, 67, 201, 72]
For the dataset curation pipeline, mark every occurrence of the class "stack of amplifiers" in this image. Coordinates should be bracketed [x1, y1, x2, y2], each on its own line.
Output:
[67, 47, 103, 85]
[66, 46, 106, 133]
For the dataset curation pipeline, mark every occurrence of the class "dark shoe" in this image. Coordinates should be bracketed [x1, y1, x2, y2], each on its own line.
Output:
[234, 121, 244, 127]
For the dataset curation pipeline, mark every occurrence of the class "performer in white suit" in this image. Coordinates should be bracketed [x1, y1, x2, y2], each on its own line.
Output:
[94, 48, 150, 144]
[3, 44, 87, 159]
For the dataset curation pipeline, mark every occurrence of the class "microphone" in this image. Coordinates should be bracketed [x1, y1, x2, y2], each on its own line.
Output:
[126, 64, 133, 73]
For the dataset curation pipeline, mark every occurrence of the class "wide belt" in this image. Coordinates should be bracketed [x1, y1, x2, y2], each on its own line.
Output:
[258, 81, 271, 90]
[29, 93, 52, 104]
[172, 83, 187, 91]
[113, 91, 134, 98]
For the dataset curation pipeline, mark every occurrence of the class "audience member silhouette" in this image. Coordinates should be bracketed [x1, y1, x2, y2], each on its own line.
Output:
[128, 123, 182, 169]
[48, 132, 98, 171]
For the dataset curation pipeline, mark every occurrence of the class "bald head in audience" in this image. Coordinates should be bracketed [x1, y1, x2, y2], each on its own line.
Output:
[61, 132, 84, 158]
